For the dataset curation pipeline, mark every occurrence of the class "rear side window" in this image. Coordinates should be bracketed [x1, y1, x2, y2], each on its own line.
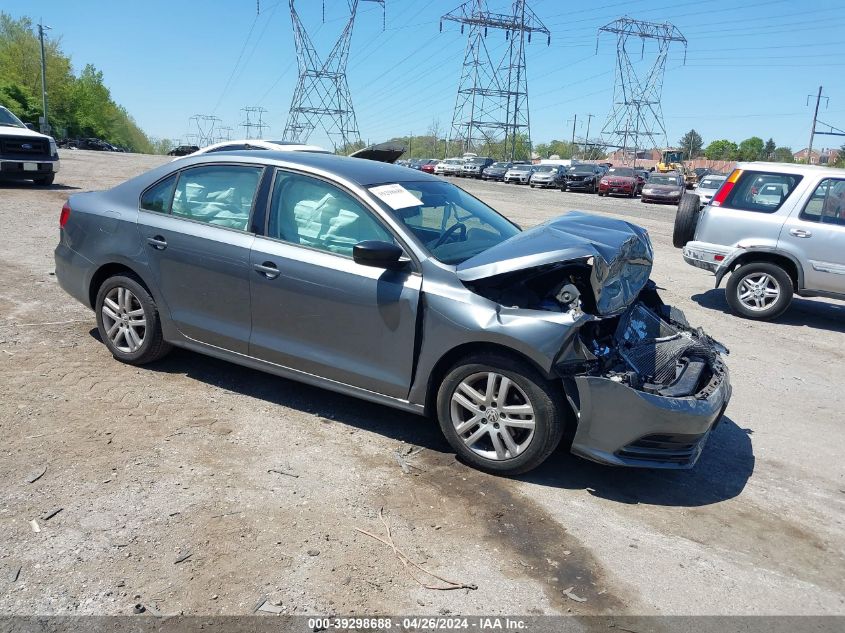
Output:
[720, 170, 802, 213]
[800, 178, 845, 226]
[171, 165, 262, 231]
[140, 174, 177, 213]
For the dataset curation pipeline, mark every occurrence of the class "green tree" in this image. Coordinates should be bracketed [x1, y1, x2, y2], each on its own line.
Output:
[704, 139, 738, 161]
[738, 136, 765, 161]
[772, 147, 794, 163]
[764, 138, 776, 159]
[678, 129, 703, 160]
[836, 143, 845, 167]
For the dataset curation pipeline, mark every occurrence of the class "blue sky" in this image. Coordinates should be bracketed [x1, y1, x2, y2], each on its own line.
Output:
[8, 0, 845, 152]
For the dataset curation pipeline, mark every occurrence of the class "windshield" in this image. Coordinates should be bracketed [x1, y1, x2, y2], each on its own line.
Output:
[607, 167, 634, 177]
[648, 175, 679, 186]
[0, 107, 26, 128]
[377, 180, 520, 265]
[490, 162, 510, 168]
[569, 166, 594, 174]
[510, 165, 532, 172]
[698, 177, 725, 189]
[536, 165, 557, 172]
[467, 157, 489, 164]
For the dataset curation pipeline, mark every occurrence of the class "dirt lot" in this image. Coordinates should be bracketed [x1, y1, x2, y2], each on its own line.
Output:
[1, 150, 843, 616]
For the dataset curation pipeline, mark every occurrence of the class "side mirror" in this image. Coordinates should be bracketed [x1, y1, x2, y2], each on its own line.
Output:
[353, 240, 408, 270]
[25, 123, 36, 130]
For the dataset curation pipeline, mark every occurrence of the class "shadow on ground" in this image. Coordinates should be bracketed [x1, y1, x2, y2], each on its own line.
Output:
[0, 182, 80, 191]
[96, 332, 754, 509]
[693, 288, 845, 333]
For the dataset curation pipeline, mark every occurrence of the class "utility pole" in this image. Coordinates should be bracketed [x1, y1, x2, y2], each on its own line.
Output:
[584, 113, 593, 158]
[806, 86, 827, 165]
[38, 20, 51, 134]
[570, 113, 577, 158]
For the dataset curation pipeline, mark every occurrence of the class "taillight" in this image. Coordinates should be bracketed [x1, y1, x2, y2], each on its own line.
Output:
[59, 202, 71, 228]
[711, 169, 741, 207]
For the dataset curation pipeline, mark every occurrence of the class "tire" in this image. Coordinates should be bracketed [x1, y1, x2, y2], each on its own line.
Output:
[725, 262, 793, 320]
[35, 174, 55, 186]
[597, 191, 604, 197]
[436, 353, 566, 475]
[95, 274, 171, 365]
[529, 184, 535, 188]
[672, 193, 701, 248]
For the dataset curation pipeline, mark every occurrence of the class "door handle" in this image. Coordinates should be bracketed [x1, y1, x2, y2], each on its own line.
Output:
[789, 228, 812, 238]
[146, 235, 167, 250]
[253, 261, 280, 279]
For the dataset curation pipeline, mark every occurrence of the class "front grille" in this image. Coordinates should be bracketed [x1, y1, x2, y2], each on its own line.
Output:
[617, 433, 706, 464]
[1, 137, 49, 155]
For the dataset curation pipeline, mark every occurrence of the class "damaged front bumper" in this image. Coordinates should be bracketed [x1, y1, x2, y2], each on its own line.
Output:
[558, 300, 731, 469]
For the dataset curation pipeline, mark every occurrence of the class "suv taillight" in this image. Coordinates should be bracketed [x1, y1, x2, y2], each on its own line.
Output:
[59, 202, 71, 228]
[711, 169, 742, 207]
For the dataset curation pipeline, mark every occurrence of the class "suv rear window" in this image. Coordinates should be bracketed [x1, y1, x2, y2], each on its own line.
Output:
[720, 170, 802, 213]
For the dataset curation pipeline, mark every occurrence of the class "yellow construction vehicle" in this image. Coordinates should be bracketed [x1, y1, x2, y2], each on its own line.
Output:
[657, 149, 697, 188]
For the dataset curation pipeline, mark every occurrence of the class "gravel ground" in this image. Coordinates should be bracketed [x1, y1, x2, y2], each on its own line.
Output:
[0, 150, 843, 617]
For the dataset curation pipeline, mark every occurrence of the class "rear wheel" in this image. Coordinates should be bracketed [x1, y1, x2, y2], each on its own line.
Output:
[35, 174, 55, 186]
[95, 274, 171, 364]
[672, 193, 701, 248]
[726, 262, 793, 320]
[437, 354, 565, 475]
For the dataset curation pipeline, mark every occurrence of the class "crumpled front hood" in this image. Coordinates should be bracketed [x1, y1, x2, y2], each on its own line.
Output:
[457, 211, 654, 316]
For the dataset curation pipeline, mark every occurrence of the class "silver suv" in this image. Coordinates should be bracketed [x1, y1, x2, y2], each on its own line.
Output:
[676, 162, 845, 320]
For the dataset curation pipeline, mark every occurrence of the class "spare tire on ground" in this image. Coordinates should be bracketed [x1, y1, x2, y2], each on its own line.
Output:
[673, 193, 701, 248]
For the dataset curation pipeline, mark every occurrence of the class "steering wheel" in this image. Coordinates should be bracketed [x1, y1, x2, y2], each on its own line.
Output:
[431, 222, 467, 249]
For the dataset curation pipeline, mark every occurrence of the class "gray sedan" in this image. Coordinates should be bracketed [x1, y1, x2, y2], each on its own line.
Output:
[55, 151, 730, 474]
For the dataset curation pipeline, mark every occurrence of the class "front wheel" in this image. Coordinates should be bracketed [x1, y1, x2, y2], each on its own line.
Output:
[726, 262, 793, 320]
[35, 174, 55, 186]
[437, 354, 565, 475]
[95, 274, 171, 364]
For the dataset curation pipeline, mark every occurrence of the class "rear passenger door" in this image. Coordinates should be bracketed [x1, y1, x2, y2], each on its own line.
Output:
[780, 177, 845, 293]
[248, 169, 421, 399]
[137, 163, 264, 352]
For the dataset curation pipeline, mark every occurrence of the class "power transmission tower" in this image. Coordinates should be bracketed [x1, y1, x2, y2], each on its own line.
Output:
[215, 126, 234, 143]
[442, 0, 550, 161]
[241, 106, 269, 139]
[283, 0, 385, 151]
[597, 17, 686, 165]
[188, 115, 222, 147]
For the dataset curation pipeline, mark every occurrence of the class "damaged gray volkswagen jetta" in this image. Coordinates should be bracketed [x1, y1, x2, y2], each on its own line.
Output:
[55, 151, 731, 474]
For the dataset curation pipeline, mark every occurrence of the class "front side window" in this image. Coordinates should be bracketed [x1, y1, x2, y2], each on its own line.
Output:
[140, 174, 177, 213]
[721, 170, 802, 213]
[800, 178, 845, 225]
[171, 165, 262, 231]
[267, 171, 394, 257]
[375, 180, 520, 265]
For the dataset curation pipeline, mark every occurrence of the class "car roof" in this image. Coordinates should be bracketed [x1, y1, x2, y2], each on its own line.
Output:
[182, 150, 444, 186]
[738, 161, 845, 178]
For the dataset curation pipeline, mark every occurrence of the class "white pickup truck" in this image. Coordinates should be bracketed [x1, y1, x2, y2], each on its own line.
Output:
[0, 106, 60, 186]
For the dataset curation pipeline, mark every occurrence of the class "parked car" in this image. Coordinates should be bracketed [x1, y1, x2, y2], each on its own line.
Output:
[598, 167, 639, 197]
[167, 145, 200, 157]
[678, 162, 845, 320]
[420, 159, 439, 174]
[529, 164, 565, 189]
[482, 161, 513, 181]
[0, 105, 60, 186]
[503, 164, 537, 184]
[640, 172, 685, 204]
[462, 157, 496, 179]
[562, 164, 603, 193]
[54, 151, 730, 474]
[693, 174, 727, 207]
[435, 158, 465, 176]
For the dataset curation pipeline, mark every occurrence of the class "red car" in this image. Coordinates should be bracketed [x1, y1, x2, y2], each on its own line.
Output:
[598, 166, 640, 198]
[420, 160, 438, 174]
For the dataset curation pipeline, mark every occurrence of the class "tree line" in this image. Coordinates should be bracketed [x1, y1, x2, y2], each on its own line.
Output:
[0, 12, 159, 153]
[678, 129, 844, 165]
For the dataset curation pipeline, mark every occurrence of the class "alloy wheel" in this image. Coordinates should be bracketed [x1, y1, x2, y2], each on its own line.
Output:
[450, 372, 536, 461]
[101, 286, 147, 353]
[737, 272, 781, 311]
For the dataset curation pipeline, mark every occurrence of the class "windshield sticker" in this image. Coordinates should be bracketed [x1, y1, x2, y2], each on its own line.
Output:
[369, 184, 422, 210]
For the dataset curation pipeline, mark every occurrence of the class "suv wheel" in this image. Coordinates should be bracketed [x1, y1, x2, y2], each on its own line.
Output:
[95, 274, 171, 364]
[35, 174, 55, 186]
[672, 193, 701, 248]
[437, 354, 565, 475]
[726, 262, 793, 320]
